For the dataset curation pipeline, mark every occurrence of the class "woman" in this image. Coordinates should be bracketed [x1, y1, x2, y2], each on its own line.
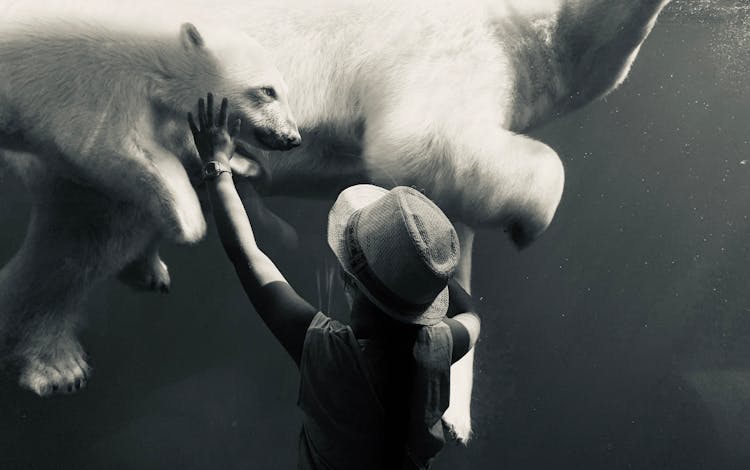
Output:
[188, 94, 481, 469]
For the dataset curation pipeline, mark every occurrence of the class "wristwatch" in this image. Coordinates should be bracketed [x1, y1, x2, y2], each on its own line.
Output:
[201, 161, 232, 181]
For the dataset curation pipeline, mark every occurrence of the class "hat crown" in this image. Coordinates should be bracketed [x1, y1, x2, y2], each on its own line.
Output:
[350, 187, 460, 309]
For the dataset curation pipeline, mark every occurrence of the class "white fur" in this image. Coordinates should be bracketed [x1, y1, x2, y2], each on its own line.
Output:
[0, 13, 295, 396]
[0, 16, 291, 240]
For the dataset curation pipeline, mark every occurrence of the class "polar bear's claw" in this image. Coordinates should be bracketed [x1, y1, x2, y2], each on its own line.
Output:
[118, 253, 171, 294]
[19, 342, 91, 397]
[442, 406, 473, 445]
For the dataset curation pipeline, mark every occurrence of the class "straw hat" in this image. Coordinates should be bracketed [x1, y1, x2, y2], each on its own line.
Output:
[327, 185, 460, 326]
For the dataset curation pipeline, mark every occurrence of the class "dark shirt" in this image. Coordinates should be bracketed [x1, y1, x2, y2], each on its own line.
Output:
[297, 312, 388, 469]
[235, 271, 477, 468]
[298, 312, 453, 470]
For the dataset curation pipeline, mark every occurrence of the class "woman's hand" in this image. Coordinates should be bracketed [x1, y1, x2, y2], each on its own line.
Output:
[188, 93, 241, 166]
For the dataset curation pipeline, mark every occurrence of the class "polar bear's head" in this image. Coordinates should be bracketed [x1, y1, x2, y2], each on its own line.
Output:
[158, 23, 301, 151]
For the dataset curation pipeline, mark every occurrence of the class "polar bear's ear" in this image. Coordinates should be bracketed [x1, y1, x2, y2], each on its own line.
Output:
[180, 23, 205, 50]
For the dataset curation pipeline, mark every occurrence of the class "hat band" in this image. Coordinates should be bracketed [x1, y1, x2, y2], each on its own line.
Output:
[345, 210, 434, 314]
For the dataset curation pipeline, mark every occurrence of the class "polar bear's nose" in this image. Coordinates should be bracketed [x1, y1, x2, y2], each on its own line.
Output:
[285, 134, 302, 148]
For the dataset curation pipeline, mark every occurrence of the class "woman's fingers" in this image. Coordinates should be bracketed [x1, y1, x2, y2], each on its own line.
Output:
[194, 94, 232, 135]
[187, 112, 199, 140]
[206, 93, 214, 126]
[219, 98, 229, 128]
[198, 98, 207, 129]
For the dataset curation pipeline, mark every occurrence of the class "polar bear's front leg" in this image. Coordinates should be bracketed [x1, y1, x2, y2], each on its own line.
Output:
[138, 140, 207, 244]
[442, 222, 476, 443]
[64, 141, 205, 245]
[363, 104, 564, 441]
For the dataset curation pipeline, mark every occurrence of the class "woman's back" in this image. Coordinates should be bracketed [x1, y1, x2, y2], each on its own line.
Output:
[299, 311, 454, 470]
[360, 332, 418, 467]
[298, 313, 389, 470]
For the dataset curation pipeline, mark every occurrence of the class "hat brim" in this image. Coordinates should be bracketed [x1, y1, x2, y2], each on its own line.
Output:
[327, 185, 449, 326]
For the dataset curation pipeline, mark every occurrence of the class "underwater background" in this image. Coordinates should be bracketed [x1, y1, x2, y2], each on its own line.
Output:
[1, 1, 749, 468]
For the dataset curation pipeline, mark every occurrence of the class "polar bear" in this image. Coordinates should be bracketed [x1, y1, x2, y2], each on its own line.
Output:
[0, 17, 299, 396]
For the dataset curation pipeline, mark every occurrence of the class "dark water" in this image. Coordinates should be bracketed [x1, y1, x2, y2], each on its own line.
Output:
[1, 2, 750, 469]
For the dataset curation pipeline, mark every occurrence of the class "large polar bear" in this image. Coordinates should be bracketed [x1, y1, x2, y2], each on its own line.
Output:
[204, 0, 673, 441]
[0, 13, 299, 396]
[0, 0, 672, 443]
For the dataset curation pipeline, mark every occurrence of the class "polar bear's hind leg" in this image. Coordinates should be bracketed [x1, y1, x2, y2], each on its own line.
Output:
[18, 325, 91, 396]
[0, 175, 155, 396]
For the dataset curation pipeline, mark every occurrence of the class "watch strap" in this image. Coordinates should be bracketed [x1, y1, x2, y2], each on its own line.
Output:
[201, 161, 232, 181]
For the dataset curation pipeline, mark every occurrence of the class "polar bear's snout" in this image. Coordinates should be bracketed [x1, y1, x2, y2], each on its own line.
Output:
[251, 90, 301, 151]
[252, 121, 301, 151]
[238, 100, 301, 151]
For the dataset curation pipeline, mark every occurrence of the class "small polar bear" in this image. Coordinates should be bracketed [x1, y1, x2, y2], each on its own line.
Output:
[0, 17, 300, 396]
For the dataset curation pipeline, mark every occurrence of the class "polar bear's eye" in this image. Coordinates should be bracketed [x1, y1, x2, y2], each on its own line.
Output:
[260, 87, 277, 99]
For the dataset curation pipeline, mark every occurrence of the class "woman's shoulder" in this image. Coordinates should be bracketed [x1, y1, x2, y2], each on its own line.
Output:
[304, 312, 360, 356]
[300, 312, 375, 393]
[307, 311, 352, 334]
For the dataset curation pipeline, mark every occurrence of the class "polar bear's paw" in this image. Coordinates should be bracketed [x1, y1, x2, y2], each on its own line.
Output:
[442, 406, 473, 445]
[118, 253, 171, 294]
[19, 340, 91, 397]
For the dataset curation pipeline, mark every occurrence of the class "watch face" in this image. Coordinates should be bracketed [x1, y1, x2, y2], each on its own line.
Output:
[205, 162, 219, 177]
[202, 162, 229, 180]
